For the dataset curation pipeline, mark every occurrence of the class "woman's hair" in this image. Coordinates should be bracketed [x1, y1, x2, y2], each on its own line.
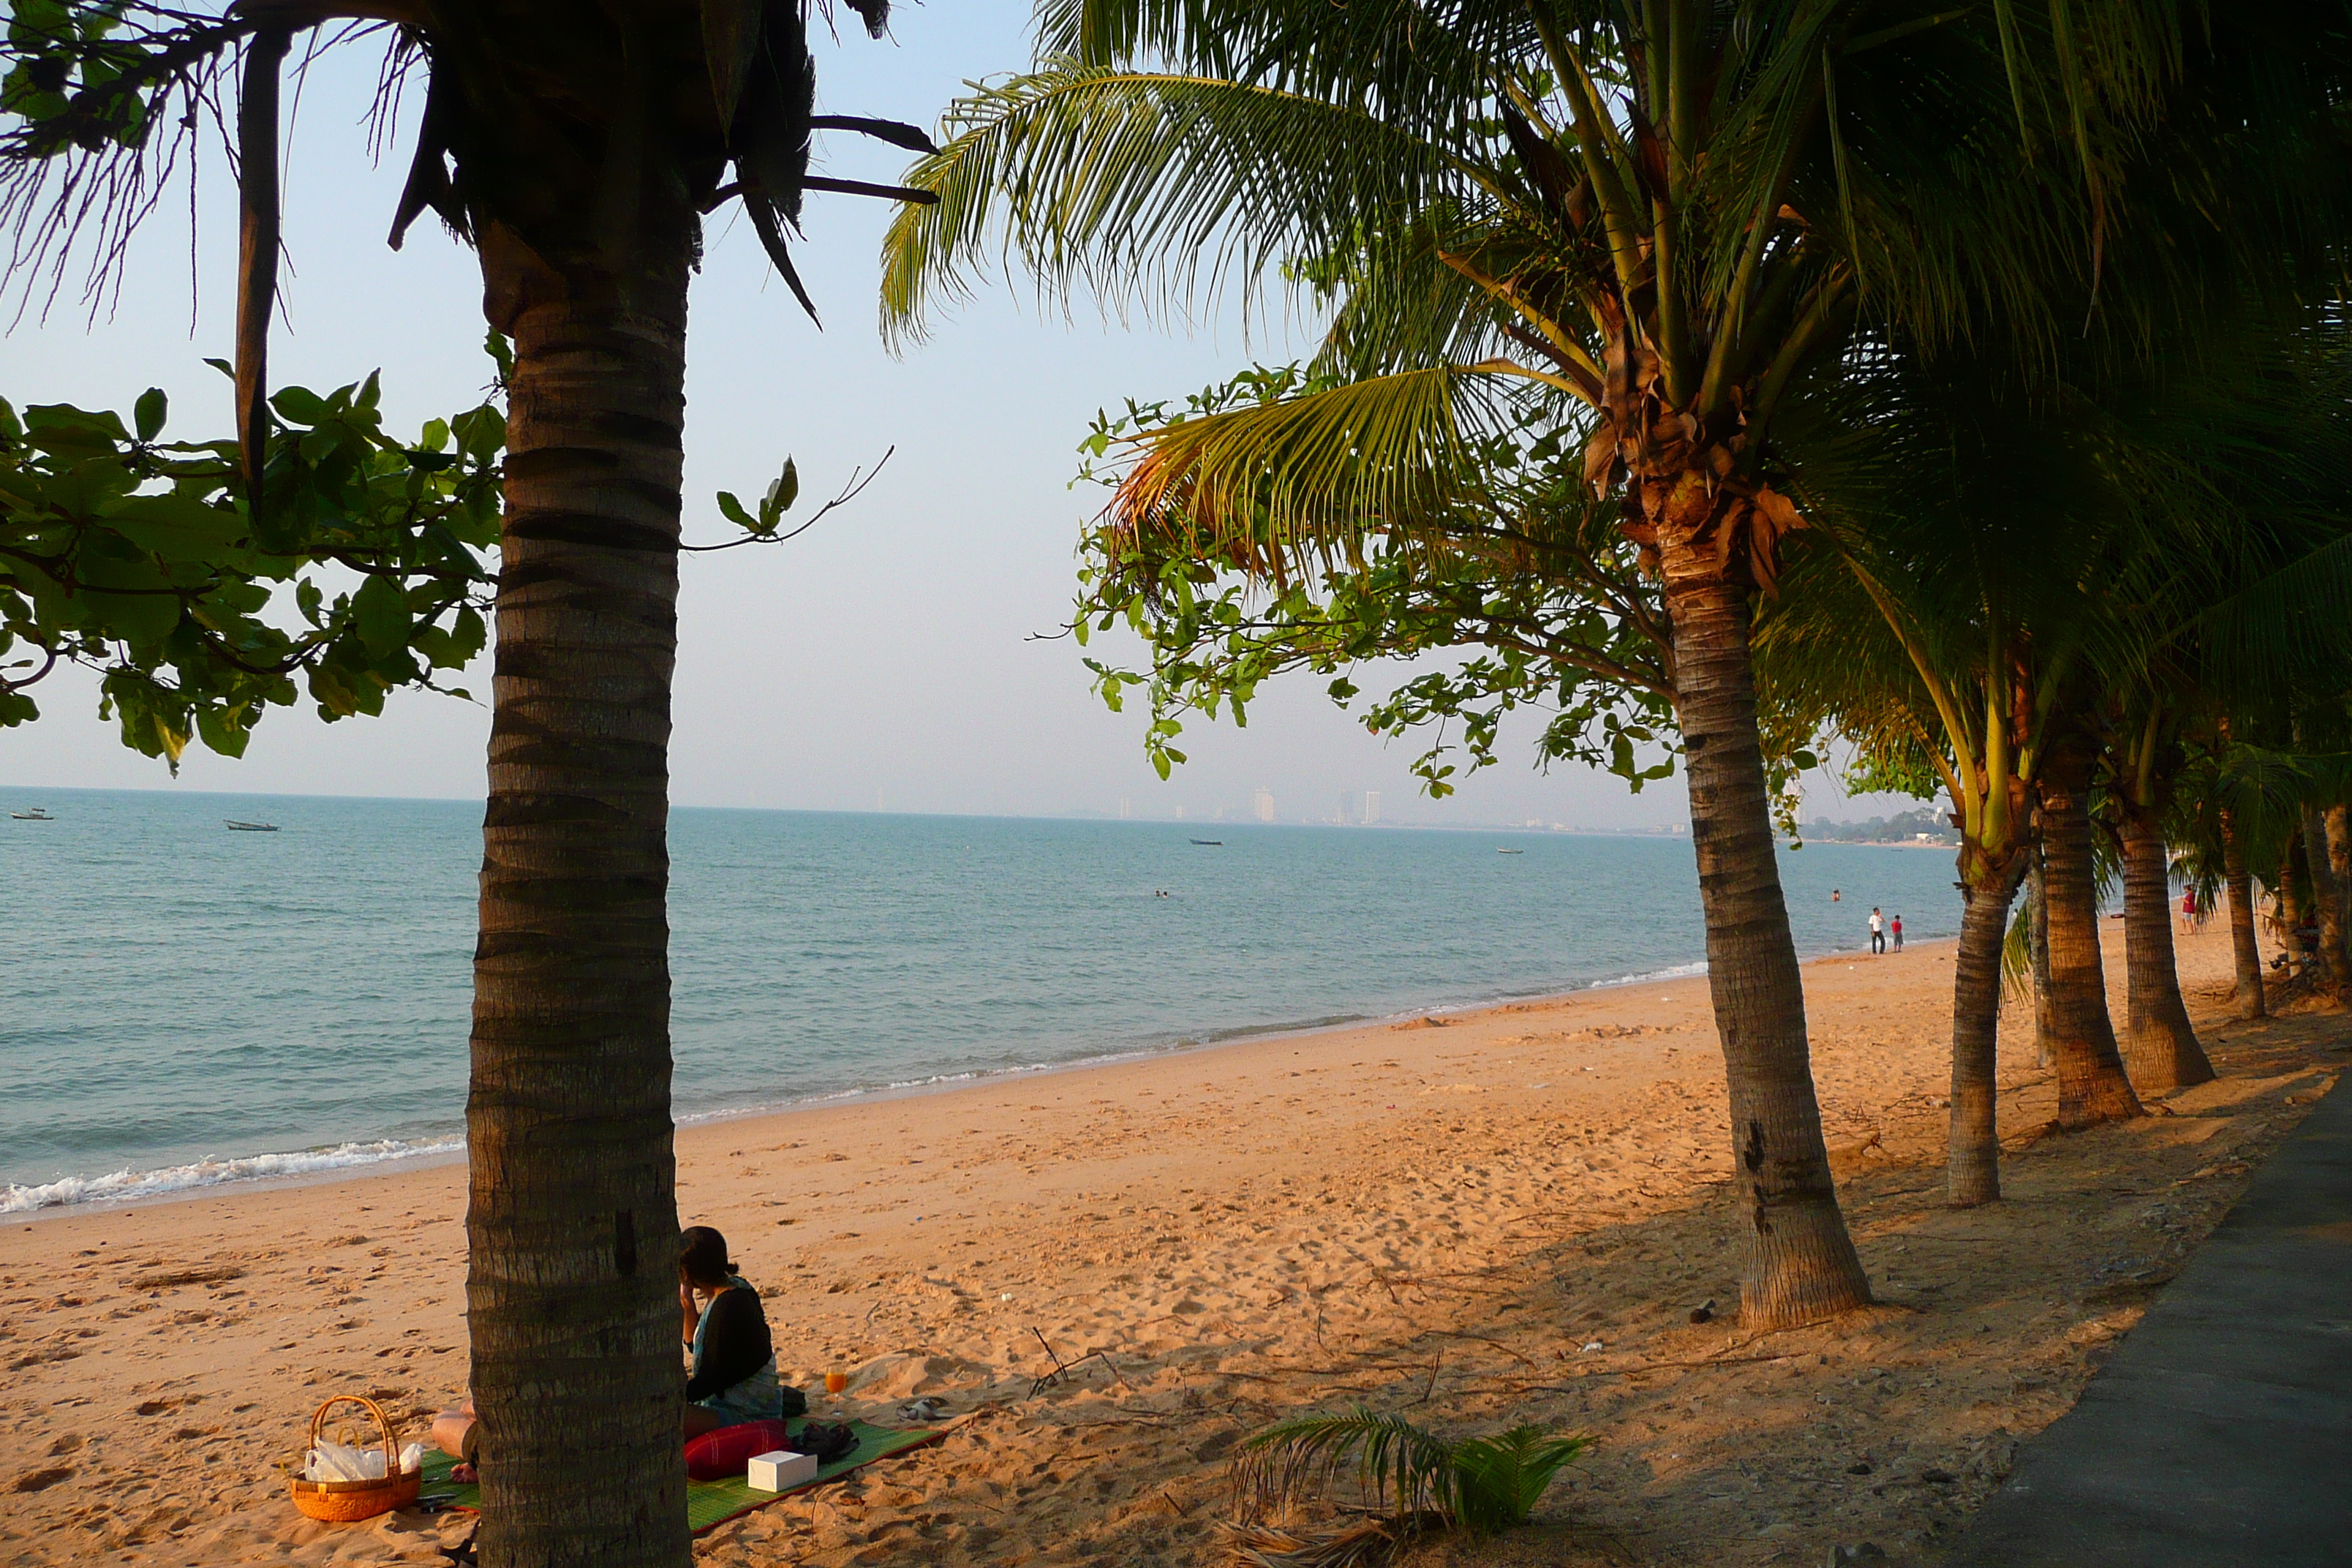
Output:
[678, 1226, 736, 1286]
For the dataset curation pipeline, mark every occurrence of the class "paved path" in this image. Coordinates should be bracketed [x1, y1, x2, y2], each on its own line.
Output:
[1945, 1074, 2351, 1567]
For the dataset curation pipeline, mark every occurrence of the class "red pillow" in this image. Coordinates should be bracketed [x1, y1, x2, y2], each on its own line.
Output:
[684, 1420, 797, 1482]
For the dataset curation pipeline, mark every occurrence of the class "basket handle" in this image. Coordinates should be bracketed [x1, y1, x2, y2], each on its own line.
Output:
[306, 1394, 402, 1477]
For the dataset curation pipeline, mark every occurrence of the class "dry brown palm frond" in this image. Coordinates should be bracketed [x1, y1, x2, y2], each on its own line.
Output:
[1215, 1517, 1403, 1568]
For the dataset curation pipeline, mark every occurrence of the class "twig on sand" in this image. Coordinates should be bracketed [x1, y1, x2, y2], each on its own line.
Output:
[1027, 1327, 1126, 1396]
[1433, 1330, 1538, 1368]
[1498, 1349, 1801, 1391]
[1411, 1350, 1442, 1406]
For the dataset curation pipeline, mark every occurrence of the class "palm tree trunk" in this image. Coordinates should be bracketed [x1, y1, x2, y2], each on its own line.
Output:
[2036, 755, 2143, 1126]
[1659, 532, 1871, 1326]
[2119, 801, 2215, 1089]
[2221, 805, 2264, 1020]
[2329, 804, 2352, 968]
[1948, 849, 2029, 1207]
[2302, 807, 2349, 1003]
[466, 260, 693, 1568]
[2029, 856, 2056, 1066]
[2276, 845, 2304, 968]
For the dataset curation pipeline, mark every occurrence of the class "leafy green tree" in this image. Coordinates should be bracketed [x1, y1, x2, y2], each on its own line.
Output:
[1, 370, 499, 758]
[4, 4, 933, 1561]
[1072, 364, 1686, 804]
[882, 0, 2346, 1324]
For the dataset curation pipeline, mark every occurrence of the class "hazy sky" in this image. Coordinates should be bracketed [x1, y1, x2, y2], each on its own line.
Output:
[3, 6, 1904, 829]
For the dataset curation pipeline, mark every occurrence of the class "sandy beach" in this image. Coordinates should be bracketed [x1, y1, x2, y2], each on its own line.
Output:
[3, 921, 2342, 1568]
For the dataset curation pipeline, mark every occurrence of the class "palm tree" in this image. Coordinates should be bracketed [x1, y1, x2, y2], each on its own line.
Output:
[2112, 710, 2214, 1088]
[883, 0, 2347, 1324]
[1755, 343, 2224, 1198]
[4, 6, 931, 1563]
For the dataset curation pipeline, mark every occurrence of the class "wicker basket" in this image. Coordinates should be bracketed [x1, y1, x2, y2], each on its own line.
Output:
[287, 1395, 421, 1523]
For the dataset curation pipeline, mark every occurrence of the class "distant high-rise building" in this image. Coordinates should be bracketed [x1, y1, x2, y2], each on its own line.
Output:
[1175, 803, 1186, 820]
[1363, 790, 1382, 825]
[1118, 797, 1131, 820]
[1254, 786, 1274, 823]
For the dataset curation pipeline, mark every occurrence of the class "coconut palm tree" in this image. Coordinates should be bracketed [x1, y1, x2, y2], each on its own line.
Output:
[1751, 340, 2242, 1198]
[4, 6, 934, 1564]
[883, 0, 2350, 1324]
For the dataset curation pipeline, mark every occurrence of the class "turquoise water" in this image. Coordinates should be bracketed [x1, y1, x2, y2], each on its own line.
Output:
[0, 788, 1966, 1209]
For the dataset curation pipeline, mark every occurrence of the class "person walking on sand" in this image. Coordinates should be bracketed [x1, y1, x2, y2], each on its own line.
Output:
[2181, 887, 2198, 936]
[1891, 913, 1904, 951]
[1869, 907, 1885, 954]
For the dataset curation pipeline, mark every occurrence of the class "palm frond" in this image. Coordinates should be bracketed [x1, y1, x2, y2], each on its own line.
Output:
[1105, 365, 1518, 573]
[1446, 1425, 1590, 1532]
[2002, 892, 2035, 1001]
[1230, 1407, 1455, 1526]
[1215, 1518, 1399, 1568]
[878, 60, 1466, 344]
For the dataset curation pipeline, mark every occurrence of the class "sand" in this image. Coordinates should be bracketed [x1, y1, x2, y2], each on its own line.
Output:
[2, 919, 2342, 1568]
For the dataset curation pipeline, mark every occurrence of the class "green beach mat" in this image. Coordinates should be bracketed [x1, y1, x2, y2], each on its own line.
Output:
[417, 1419, 945, 1537]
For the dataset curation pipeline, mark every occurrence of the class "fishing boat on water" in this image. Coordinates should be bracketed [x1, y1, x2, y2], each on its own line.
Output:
[11, 807, 54, 821]
[1188, 838, 1223, 846]
[1496, 847, 1524, 853]
[225, 820, 280, 832]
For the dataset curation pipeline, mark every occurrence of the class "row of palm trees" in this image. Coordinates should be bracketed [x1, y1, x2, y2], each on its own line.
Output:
[881, 1, 2352, 1333]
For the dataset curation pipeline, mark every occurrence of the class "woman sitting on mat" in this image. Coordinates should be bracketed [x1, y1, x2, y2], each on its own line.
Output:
[679, 1224, 785, 1436]
[429, 1224, 783, 1473]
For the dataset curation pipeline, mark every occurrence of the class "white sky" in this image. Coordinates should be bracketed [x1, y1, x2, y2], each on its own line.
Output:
[1, 5, 1907, 829]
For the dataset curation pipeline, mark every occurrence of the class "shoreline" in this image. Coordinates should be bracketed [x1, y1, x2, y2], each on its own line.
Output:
[2, 950, 1727, 1223]
[6, 942, 1842, 1225]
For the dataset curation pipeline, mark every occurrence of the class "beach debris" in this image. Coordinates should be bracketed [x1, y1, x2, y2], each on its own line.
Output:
[1579, 1340, 1604, 1354]
[130, 1264, 244, 1291]
[1027, 1327, 1122, 1397]
[1688, 1299, 1716, 1324]
[1218, 1518, 1397, 1568]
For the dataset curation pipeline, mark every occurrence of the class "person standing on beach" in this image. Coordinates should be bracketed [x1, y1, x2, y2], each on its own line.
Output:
[2181, 888, 2198, 935]
[1869, 908, 1885, 954]
[1891, 914, 1904, 951]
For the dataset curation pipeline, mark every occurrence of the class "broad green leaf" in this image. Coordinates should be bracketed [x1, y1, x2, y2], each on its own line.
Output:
[352, 574, 411, 657]
[269, 385, 331, 426]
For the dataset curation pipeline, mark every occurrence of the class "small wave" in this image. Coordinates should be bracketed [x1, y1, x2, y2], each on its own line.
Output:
[0, 1136, 462, 1215]
[1589, 960, 1710, 989]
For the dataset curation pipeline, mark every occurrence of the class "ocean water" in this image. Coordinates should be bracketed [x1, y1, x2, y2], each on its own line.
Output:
[0, 788, 1967, 1210]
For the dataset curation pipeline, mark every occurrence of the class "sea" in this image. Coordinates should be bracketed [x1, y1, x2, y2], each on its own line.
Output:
[1, 788, 1967, 1213]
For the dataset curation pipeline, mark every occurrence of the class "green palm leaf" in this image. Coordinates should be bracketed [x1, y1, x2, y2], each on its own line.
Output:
[1446, 1425, 1591, 1532]
[1232, 1406, 1455, 1525]
[880, 60, 1469, 344]
[1105, 364, 1522, 569]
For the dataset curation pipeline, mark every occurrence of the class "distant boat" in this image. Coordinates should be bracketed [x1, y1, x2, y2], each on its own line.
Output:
[1496, 847, 1524, 853]
[11, 807, 53, 821]
[1188, 838, 1223, 846]
[225, 820, 280, 832]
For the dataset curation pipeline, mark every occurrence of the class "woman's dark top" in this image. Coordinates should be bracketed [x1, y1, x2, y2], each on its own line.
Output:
[684, 1287, 774, 1401]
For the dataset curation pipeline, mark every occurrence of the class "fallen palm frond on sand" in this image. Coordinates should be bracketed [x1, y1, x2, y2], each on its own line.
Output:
[1221, 1406, 1591, 1561]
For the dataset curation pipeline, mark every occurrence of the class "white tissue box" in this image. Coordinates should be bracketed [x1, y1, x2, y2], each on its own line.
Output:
[746, 1450, 818, 1491]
